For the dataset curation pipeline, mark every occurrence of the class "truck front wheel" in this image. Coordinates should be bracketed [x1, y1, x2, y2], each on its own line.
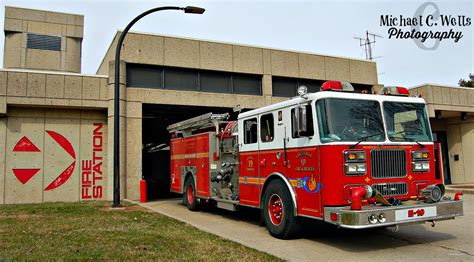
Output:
[263, 179, 301, 239]
[184, 176, 199, 211]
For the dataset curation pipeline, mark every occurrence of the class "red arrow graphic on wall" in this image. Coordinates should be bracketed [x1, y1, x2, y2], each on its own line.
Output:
[46, 131, 76, 159]
[13, 137, 41, 152]
[44, 162, 76, 191]
[12, 169, 41, 184]
[44, 131, 76, 191]
[11, 131, 77, 191]
[12, 137, 42, 183]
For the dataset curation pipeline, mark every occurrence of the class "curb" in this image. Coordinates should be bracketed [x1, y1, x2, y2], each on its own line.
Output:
[446, 187, 474, 195]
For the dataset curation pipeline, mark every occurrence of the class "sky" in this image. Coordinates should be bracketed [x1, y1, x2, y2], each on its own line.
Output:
[0, 0, 472, 87]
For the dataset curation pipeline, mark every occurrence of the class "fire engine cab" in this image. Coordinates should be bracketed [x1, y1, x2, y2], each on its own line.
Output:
[167, 81, 464, 239]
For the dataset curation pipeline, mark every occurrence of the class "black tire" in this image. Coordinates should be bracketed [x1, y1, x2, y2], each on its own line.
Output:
[183, 176, 199, 211]
[263, 179, 301, 239]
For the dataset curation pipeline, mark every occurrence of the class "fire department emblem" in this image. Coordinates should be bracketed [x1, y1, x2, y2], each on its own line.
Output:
[302, 173, 320, 193]
[246, 156, 255, 171]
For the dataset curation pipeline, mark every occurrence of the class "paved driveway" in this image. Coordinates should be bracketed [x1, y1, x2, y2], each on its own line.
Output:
[140, 194, 473, 261]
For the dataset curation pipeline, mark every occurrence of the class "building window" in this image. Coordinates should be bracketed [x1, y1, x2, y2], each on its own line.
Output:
[233, 74, 262, 95]
[27, 33, 61, 51]
[260, 113, 274, 142]
[126, 64, 262, 96]
[272, 76, 322, 97]
[244, 118, 258, 144]
[126, 64, 162, 88]
[164, 67, 198, 91]
[200, 71, 231, 93]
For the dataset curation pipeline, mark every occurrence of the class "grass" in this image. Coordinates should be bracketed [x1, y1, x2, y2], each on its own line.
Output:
[0, 201, 280, 261]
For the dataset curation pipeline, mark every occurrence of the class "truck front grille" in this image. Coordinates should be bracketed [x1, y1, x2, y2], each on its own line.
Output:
[370, 149, 406, 178]
[372, 182, 408, 196]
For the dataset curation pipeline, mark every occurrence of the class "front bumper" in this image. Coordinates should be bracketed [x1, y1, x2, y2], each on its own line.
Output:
[324, 199, 463, 229]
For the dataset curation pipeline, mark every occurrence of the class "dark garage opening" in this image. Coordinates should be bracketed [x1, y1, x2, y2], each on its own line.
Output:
[142, 104, 236, 200]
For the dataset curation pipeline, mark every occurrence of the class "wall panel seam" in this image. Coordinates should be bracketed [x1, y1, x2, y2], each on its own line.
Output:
[458, 124, 467, 182]
[3, 118, 8, 204]
[78, 112, 82, 201]
[42, 114, 45, 202]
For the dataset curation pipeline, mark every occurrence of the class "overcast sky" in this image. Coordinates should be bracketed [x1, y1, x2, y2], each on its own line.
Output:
[0, 0, 472, 87]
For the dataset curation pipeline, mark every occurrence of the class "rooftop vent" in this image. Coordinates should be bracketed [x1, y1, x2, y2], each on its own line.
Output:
[27, 33, 61, 51]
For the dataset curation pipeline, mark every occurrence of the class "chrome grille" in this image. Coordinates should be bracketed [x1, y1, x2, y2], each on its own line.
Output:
[372, 182, 408, 196]
[370, 149, 406, 178]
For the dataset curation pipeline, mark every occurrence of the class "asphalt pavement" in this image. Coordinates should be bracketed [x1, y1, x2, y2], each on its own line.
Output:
[139, 193, 473, 261]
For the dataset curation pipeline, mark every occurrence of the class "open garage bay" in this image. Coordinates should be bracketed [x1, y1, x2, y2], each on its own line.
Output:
[142, 104, 238, 200]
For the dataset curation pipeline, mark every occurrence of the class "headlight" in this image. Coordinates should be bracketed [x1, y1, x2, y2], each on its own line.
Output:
[344, 151, 366, 175]
[412, 150, 429, 160]
[346, 151, 366, 162]
[412, 161, 430, 172]
[346, 163, 366, 175]
[368, 214, 378, 224]
[422, 162, 429, 170]
[378, 213, 387, 223]
[412, 150, 430, 172]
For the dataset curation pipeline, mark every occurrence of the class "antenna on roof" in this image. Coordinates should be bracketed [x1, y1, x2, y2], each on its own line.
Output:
[354, 30, 382, 60]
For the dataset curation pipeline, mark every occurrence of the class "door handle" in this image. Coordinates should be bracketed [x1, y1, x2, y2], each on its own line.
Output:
[260, 159, 266, 167]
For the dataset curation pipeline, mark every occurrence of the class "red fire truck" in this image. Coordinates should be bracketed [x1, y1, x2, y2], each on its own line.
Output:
[167, 81, 464, 239]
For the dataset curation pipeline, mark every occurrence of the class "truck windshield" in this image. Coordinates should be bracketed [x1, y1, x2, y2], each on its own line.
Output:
[317, 98, 385, 143]
[383, 102, 432, 142]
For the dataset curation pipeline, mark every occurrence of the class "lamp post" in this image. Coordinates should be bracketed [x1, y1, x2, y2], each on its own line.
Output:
[113, 6, 205, 207]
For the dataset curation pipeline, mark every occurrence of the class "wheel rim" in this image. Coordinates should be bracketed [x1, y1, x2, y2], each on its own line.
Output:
[268, 194, 284, 226]
[187, 184, 194, 204]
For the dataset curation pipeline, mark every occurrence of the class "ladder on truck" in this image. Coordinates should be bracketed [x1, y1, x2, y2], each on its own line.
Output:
[167, 112, 230, 137]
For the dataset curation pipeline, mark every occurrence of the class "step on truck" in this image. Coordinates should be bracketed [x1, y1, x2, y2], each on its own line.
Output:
[167, 81, 464, 239]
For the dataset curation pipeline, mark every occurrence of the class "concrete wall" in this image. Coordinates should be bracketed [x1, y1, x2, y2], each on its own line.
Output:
[414, 85, 474, 184]
[0, 68, 109, 204]
[0, 117, 6, 203]
[0, 65, 118, 203]
[440, 118, 474, 184]
[409, 85, 474, 118]
[0, 70, 107, 109]
[0, 107, 107, 204]
[97, 32, 378, 87]
[4, 6, 83, 73]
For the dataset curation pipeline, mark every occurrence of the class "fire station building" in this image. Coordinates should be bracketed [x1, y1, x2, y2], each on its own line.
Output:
[0, 6, 472, 204]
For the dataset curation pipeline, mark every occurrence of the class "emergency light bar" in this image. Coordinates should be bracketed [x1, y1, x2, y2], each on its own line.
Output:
[378, 86, 410, 96]
[321, 81, 354, 92]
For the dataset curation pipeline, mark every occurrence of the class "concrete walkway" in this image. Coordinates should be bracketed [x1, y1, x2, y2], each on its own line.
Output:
[446, 184, 474, 194]
[137, 195, 473, 261]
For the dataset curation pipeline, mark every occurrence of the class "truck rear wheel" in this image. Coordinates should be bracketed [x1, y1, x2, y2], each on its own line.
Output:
[263, 179, 301, 239]
[184, 176, 199, 211]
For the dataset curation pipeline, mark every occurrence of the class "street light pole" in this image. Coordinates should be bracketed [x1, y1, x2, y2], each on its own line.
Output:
[113, 6, 205, 207]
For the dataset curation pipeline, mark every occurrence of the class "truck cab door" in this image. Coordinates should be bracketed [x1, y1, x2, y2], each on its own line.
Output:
[287, 103, 322, 218]
[258, 110, 286, 174]
[238, 117, 260, 207]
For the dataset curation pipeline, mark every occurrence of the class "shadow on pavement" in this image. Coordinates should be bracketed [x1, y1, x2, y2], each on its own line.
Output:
[176, 199, 457, 253]
[301, 219, 456, 252]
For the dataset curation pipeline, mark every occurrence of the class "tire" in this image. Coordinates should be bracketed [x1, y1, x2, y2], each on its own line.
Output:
[263, 179, 301, 239]
[183, 176, 199, 211]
